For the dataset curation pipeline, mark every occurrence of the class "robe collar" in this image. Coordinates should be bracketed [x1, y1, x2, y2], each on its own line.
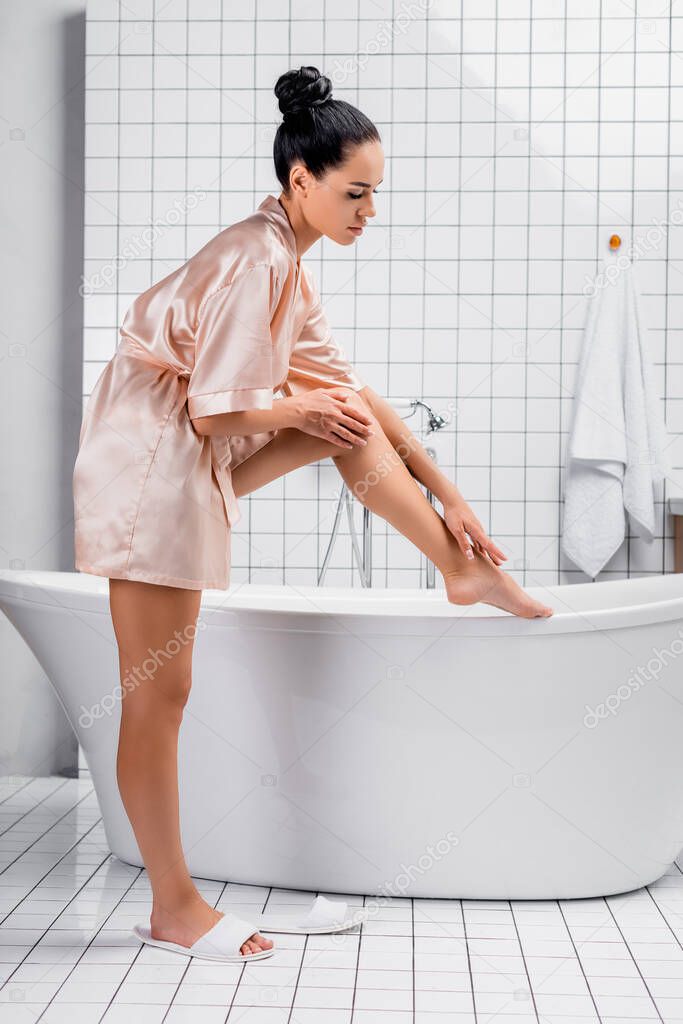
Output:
[258, 193, 301, 271]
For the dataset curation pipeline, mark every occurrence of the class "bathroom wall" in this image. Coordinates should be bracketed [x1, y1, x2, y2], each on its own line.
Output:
[82, 0, 683, 588]
[1, 0, 85, 775]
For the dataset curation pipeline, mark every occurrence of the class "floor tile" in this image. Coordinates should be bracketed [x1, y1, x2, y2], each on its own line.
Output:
[3, 774, 683, 1024]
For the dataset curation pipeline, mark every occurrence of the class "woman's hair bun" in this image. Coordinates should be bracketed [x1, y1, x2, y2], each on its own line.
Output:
[275, 65, 333, 120]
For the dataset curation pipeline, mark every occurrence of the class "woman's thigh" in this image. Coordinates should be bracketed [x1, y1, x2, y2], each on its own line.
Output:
[109, 579, 202, 707]
[230, 428, 343, 498]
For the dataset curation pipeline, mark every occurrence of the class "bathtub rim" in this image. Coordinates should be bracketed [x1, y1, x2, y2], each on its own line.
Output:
[1, 568, 683, 638]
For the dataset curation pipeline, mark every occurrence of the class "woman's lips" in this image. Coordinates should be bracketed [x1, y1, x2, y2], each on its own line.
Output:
[348, 226, 363, 235]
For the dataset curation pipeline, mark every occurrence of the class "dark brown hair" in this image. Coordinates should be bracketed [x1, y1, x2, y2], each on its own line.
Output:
[273, 65, 381, 194]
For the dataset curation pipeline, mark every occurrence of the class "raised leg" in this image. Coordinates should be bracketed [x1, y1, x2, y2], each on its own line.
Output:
[230, 393, 552, 618]
[108, 578, 274, 955]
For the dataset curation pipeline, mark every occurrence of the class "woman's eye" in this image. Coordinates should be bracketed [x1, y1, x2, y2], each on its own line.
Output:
[348, 190, 380, 199]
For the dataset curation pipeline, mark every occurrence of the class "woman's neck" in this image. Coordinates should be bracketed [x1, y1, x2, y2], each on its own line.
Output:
[277, 193, 320, 263]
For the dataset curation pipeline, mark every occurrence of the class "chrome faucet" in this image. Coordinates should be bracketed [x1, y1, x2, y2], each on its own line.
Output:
[318, 398, 448, 588]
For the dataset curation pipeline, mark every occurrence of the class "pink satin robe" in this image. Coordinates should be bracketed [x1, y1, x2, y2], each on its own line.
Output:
[72, 193, 365, 590]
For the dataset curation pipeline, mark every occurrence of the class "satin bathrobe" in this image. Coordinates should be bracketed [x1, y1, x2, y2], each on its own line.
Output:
[72, 194, 366, 590]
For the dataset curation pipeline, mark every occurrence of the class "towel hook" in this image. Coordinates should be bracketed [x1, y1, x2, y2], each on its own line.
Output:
[609, 233, 621, 250]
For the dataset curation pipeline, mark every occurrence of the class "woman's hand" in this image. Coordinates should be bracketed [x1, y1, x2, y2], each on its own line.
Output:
[294, 387, 375, 449]
[443, 496, 508, 565]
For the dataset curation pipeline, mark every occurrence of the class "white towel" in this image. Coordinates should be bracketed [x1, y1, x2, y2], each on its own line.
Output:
[561, 254, 672, 578]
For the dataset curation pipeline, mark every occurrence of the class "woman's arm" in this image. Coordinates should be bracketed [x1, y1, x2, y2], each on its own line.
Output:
[191, 388, 373, 448]
[191, 398, 301, 438]
[360, 385, 508, 565]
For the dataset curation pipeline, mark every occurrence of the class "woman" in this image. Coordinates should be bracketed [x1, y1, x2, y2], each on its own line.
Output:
[72, 66, 554, 964]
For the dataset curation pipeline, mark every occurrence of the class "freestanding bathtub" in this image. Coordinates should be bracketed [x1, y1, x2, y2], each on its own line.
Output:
[2, 568, 683, 900]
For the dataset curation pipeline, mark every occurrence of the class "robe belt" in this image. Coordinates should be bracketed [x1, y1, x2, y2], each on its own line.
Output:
[116, 334, 242, 529]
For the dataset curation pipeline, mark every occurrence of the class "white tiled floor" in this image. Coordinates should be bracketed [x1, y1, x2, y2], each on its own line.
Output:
[2, 776, 683, 1023]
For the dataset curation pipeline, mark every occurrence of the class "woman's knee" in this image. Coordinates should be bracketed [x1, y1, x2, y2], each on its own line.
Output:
[334, 387, 384, 445]
[154, 662, 194, 708]
[327, 386, 377, 426]
[120, 668, 193, 727]
[338, 386, 375, 415]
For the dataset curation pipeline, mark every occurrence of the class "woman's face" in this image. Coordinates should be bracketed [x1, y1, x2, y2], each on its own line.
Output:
[301, 140, 385, 246]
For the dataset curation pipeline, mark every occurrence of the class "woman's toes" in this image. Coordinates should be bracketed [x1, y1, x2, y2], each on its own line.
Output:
[241, 932, 272, 955]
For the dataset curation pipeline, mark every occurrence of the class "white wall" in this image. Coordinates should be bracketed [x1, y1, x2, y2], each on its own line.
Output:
[82, 0, 683, 588]
[0, 0, 87, 776]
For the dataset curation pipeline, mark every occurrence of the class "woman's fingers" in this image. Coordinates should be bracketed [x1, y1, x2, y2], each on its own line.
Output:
[484, 541, 507, 562]
[331, 422, 369, 445]
[453, 526, 475, 559]
[472, 539, 502, 566]
[476, 540, 502, 565]
[468, 524, 507, 562]
[331, 393, 374, 426]
[338, 412, 373, 436]
[321, 418, 363, 447]
[457, 523, 504, 565]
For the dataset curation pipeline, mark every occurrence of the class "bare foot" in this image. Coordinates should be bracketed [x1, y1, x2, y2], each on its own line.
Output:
[150, 892, 273, 957]
[443, 550, 554, 619]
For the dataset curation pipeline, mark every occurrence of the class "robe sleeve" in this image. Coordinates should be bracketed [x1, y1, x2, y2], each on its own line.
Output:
[279, 263, 365, 397]
[187, 262, 279, 419]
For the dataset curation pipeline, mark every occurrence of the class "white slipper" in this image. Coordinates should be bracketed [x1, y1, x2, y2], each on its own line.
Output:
[253, 894, 369, 934]
[131, 911, 275, 962]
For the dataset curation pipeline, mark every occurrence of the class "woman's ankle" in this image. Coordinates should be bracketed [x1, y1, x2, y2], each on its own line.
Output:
[151, 885, 203, 918]
[437, 539, 482, 580]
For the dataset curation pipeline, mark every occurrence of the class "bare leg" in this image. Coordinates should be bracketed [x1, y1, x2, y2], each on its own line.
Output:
[109, 578, 274, 955]
[231, 395, 553, 618]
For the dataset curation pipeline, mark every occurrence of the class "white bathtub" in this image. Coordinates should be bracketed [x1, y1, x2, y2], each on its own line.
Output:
[2, 568, 683, 900]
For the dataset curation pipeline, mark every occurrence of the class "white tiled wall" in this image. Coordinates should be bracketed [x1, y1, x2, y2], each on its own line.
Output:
[82, 0, 683, 589]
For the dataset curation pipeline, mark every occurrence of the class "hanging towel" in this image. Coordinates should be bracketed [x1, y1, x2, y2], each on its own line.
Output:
[561, 254, 673, 578]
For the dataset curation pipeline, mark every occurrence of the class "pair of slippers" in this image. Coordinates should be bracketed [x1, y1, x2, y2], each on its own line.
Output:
[132, 894, 369, 963]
